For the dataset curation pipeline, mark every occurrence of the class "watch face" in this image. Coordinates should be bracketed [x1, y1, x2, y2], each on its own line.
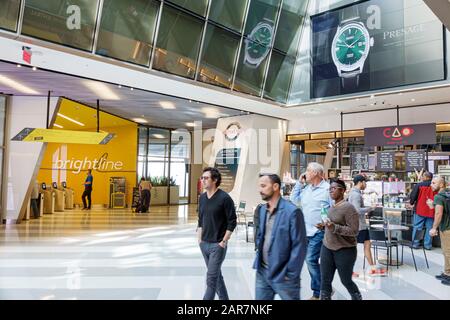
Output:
[244, 22, 273, 67]
[332, 22, 371, 72]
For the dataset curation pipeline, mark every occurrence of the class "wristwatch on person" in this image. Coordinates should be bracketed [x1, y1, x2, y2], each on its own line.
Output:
[331, 5, 374, 90]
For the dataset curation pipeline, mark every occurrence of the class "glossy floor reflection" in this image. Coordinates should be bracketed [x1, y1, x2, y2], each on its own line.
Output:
[0, 205, 449, 300]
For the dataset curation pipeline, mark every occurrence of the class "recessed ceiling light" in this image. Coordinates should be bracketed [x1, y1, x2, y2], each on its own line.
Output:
[411, 98, 415, 102]
[186, 122, 196, 127]
[53, 123, 63, 129]
[159, 101, 176, 109]
[130, 87, 134, 91]
[16, 64, 21, 68]
[132, 118, 148, 124]
[0, 75, 39, 94]
[32, 66, 37, 71]
[118, 84, 122, 88]
[82, 81, 120, 100]
[57, 113, 85, 126]
[189, 99, 192, 103]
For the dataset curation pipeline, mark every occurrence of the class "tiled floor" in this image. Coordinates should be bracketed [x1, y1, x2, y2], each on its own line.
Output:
[0, 205, 448, 300]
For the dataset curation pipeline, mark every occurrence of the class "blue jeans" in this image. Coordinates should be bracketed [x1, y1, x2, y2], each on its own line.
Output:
[255, 268, 300, 300]
[199, 241, 229, 300]
[306, 230, 324, 298]
[412, 214, 434, 249]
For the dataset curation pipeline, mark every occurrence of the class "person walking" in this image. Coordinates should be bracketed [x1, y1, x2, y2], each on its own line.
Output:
[290, 162, 332, 300]
[318, 179, 362, 300]
[348, 175, 385, 276]
[254, 173, 307, 300]
[197, 167, 237, 300]
[138, 177, 152, 213]
[410, 171, 437, 250]
[82, 169, 93, 210]
[429, 176, 450, 286]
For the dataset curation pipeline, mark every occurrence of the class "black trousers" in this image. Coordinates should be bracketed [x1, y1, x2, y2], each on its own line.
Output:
[141, 190, 150, 212]
[82, 189, 92, 209]
[320, 245, 360, 297]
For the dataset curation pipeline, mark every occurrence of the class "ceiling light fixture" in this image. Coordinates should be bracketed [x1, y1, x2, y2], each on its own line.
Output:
[32, 66, 37, 71]
[57, 113, 85, 126]
[411, 98, 415, 102]
[0, 75, 39, 94]
[132, 118, 148, 124]
[130, 87, 134, 91]
[17, 64, 21, 68]
[118, 84, 122, 88]
[82, 81, 120, 100]
[152, 134, 165, 139]
[53, 123, 63, 129]
[159, 101, 176, 109]
[185, 122, 196, 127]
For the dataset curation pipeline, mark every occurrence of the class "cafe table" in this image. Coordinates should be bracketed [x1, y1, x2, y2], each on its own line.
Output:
[370, 224, 410, 266]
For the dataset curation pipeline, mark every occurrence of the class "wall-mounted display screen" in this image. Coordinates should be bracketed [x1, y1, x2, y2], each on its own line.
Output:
[311, 0, 445, 98]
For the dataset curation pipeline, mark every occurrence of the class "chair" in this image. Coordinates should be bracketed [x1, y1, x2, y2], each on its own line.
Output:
[235, 201, 247, 230]
[368, 227, 399, 271]
[362, 218, 388, 269]
[398, 228, 429, 271]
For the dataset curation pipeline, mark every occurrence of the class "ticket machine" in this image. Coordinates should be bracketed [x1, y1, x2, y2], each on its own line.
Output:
[52, 182, 65, 212]
[60, 181, 74, 209]
[40, 183, 55, 214]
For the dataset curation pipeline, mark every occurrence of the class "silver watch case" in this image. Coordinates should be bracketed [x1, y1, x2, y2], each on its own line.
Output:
[331, 21, 374, 77]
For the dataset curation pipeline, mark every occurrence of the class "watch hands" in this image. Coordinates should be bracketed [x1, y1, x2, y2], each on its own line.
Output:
[348, 35, 365, 48]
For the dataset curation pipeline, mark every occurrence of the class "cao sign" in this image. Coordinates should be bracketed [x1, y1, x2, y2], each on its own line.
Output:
[364, 123, 436, 147]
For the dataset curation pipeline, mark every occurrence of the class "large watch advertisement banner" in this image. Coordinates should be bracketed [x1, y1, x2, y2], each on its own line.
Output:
[311, 0, 445, 98]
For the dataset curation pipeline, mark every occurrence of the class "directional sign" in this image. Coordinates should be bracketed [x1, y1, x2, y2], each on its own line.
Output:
[11, 128, 115, 145]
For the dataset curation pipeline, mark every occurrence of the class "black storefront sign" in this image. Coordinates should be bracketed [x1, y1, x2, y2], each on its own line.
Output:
[376, 152, 395, 171]
[365, 123, 436, 147]
[351, 152, 370, 171]
[405, 150, 426, 171]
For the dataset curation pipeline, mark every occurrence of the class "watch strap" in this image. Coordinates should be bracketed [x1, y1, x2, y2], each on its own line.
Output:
[341, 74, 360, 90]
[341, 4, 360, 23]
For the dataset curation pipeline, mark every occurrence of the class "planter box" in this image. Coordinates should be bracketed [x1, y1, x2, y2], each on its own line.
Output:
[151, 187, 168, 205]
[170, 186, 179, 204]
[150, 186, 179, 205]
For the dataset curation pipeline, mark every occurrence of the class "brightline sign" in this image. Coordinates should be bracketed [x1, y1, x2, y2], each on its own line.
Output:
[54, 154, 124, 174]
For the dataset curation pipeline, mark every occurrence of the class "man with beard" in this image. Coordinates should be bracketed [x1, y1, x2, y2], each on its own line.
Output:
[253, 173, 307, 300]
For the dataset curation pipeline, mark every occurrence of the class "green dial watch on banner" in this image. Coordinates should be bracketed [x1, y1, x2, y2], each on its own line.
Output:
[331, 6, 374, 89]
[244, 19, 273, 68]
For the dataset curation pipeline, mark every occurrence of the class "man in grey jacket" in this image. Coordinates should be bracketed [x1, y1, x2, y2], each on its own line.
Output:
[348, 175, 385, 276]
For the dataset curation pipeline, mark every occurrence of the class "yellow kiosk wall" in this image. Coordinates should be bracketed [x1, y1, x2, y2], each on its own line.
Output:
[37, 99, 137, 208]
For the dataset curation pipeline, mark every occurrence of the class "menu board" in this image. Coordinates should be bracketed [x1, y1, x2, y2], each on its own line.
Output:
[351, 152, 369, 171]
[376, 152, 395, 171]
[214, 148, 241, 193]
[405, 151, 426, 171]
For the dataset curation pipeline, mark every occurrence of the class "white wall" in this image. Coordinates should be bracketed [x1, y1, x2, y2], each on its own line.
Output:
[288, 104, 450, 134]
[209, 115, 287, 211]
[3, 96, 58, 221]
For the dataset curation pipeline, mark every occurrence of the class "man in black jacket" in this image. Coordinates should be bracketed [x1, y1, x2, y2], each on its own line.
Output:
[197, 167, 237, 300]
